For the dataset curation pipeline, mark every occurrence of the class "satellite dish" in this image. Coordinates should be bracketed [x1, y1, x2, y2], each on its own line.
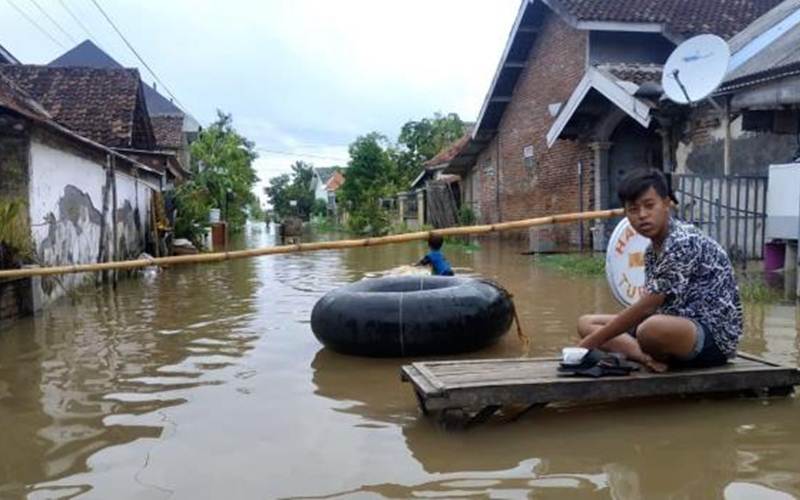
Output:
[662, 34, 730, 105]
[605, 218, 651, 307]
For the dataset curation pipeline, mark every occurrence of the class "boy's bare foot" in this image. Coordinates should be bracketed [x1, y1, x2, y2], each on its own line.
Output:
[642, 355, 668, 373]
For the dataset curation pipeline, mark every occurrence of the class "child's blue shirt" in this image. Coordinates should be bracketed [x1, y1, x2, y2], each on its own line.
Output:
[420, 250, 453, 276]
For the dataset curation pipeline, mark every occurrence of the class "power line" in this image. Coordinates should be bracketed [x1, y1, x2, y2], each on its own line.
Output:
[254, 147, 348, 163]
[88, 0, 185, 110]
[5, 0, 66, 48]
[28, 0, 77, 44]
[58, 0, 97, 43]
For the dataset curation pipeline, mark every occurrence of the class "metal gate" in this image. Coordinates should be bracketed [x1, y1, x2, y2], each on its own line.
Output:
[672, 174, 768, 262]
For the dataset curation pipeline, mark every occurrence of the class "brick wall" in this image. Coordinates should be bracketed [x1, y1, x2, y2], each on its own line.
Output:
[477, 12, 594, 249]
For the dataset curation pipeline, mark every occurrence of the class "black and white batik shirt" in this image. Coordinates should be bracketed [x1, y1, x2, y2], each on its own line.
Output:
[644, 218, 743, 358]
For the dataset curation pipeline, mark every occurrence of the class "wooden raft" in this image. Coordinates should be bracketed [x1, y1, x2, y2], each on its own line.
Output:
[401, 353, 800, 425]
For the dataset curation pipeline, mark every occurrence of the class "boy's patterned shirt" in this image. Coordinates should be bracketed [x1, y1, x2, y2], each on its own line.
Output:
[644, 219, 743, 357]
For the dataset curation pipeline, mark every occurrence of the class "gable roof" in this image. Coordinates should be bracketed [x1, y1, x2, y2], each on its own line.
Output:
[0, 65, 155, 149]
[314, 167, 340, 184]
[151, 115, 185, 149]
[49, 40, 185, 117]
[423, 128, 474, 168]
[0, 43, 19, 65]
[0, 72, 159, 176]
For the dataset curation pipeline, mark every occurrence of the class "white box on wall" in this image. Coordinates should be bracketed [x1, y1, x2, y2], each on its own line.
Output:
[766, 163, 800, 241]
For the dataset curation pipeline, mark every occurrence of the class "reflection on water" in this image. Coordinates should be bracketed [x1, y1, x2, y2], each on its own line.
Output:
[0, 226, 798, 499]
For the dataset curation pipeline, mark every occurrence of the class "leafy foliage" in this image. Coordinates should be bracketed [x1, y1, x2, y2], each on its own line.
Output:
[174, 111, 259, 245]
[338, 133, 397, 235]
[0, 198, 31, 269]
[396, 112, 466, 185]
[264, 161, 318, 221]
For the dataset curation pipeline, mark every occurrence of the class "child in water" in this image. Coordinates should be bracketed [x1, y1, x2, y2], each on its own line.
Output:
[416, 234, 454, 276]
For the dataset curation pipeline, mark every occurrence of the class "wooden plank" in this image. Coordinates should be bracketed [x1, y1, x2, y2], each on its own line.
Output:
[410, 362, 447, 395]
[402, 353, 800, 412]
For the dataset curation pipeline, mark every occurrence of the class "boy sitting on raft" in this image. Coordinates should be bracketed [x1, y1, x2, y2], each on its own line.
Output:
[416, 234, 454, 276]
[577, 169, 742, 372]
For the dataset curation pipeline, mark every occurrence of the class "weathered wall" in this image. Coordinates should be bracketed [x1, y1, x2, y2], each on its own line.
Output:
[477, 11, 594, 249]
[27, 130, 156, 306]
[676, 107, 798, 176]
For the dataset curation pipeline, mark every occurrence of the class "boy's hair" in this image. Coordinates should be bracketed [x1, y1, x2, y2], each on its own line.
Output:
[428, 234, 444, 250]
[618, 168, 678, 205]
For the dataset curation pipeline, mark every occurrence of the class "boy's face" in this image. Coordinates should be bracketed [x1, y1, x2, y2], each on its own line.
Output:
[624, 187, 671, 240]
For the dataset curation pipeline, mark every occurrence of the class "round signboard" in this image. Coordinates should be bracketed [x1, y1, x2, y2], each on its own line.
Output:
[605, 218, 651, 307]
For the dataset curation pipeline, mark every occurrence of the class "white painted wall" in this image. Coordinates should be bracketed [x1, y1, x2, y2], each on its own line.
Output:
[313, 173, 328, 201]
[27, 139, 156, 307]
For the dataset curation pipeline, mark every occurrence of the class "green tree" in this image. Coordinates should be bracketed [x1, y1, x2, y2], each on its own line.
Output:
[264, 161, 317, 221]
[339, 133, 397, 234]
[396, 112, 466, 185]
[174, 111, 259, 244]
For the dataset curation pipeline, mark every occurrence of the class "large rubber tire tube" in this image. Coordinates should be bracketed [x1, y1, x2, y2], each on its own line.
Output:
[311, 276, 514, 357]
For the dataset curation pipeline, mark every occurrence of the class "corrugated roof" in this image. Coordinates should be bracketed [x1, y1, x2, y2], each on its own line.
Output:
[723, 0, 800, 87]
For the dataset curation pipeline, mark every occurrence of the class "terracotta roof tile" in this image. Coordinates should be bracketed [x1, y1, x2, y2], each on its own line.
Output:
[598, 63, 663, 85]
[151, 115, 184, 149]
[0, 65, 154, 149]
[555, 0, 782, 39]
[423, 131, 473, 168]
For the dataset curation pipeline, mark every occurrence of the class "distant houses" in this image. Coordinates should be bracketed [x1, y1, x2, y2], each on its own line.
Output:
[0, 40, 200, 320]
[311, 166, 345, 217]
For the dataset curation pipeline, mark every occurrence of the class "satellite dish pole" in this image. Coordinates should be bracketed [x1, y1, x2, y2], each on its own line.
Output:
[662, 34, 731, 111]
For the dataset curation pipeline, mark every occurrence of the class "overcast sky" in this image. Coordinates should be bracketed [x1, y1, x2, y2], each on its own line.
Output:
[2, 0, 520, 201]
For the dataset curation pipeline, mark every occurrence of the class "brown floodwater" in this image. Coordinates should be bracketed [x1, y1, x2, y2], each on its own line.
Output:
[1, 224, 799, 499]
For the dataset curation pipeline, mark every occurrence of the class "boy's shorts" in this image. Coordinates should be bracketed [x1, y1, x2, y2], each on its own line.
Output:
[672, 320, 729, 369]
[629, 319, 729, 369]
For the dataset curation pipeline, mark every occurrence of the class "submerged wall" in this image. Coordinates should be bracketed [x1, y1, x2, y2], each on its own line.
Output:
[27, 130, 157, 308]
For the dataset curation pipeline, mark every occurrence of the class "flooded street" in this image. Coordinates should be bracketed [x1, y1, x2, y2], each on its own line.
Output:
[1, 226, 799, 499]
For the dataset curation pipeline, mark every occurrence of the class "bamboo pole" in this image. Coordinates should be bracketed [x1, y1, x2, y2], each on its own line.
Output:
[0, 208, 624, 280]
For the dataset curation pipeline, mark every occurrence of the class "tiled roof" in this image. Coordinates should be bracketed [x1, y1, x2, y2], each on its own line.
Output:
[151, 115, 184, 149]
[326, 170, 345, 192]
[314, 167, 340, 184]
[0, 65, 154, 149]
[49, 40, 183, 116]
[0, 72, 52, 121]
[424, 131, 473, 168]
[555, 0, 783, 39]
[598, 63, 663, 85]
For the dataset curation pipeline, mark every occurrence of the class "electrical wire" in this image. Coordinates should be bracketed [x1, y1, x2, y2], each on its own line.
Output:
[88, 0, 185, 110]
[58, 0, 97, 43]
[28, 0, 77, 44]
[5, 0, 66, 48]
[255, 147, 348, 163]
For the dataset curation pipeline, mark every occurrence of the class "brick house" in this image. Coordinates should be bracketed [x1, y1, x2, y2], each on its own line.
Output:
[445, 0, 781, 251]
